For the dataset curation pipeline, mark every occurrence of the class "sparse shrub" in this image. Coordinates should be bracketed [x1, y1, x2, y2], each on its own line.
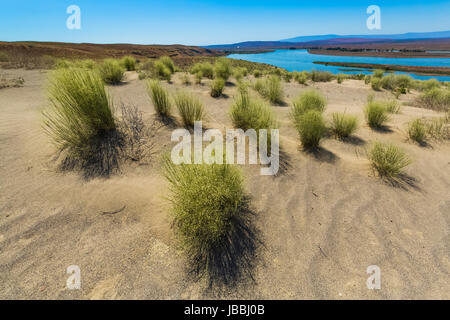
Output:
[371, 77, 382, 91]
[159, 56, 176, 74]
[173, 91, 205, 127]
[336, 73, 346, 84]
[181, 72, 191, 85]
[43, 68, 116, 155]
[368, 142, 412, 178]
[98, 59, 124, 84]
[253, 69, 262, 78]
[372, 69, 385, 78]
[254, 75, 283, 104]
[292, 90, 326, 117]
[293, 110, 326, 149]
[425, 117, 449, 140]
[380, 74, 412, 92]
[311, 70, 333, 82]
[191, 62, 214, 79]
[194, 71, 203, 84]
[282, 72, 293, 82]
[416, 88, 450, 111]
[294, 71, 308, 85]
[146, 80, 172, 117]
[421, 79, 440, 91]
[364, 101, 389, 128]
[233, 68, 244, 82]
[385, 99, 401, 114]
[330, 113, 358, 139]
[154, 61, 172, 81]
[253, 78, 265, 95]
[120, 56, 136, 71]
[163, 157, 247, 282]
[214, 58, 232, 81]
[364, 75, 371, 84]
[210, 78, 225, 97]
[407, 119, 426, 144]
[79, 59, 95, 69]
[229, 91, 277, 132]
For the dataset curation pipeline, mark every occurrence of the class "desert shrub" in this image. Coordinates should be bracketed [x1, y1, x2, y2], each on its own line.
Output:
[253, 75, 283, 104]
[240, 67, 248, 76]
[233, 68, 244, 82]
[420, 79, 440, 91]
[380, 74, 412, 92]
[424, 117, 449, 140]
[372, 69, 385, 78]
[416, 88, 450, 111]
[194, 71, 203, 84]
[210, 78, 225, 97]
[294, 71, 308, 84]
[0, 51, 9, 62]
[407, 119, 426, 144]
[191, 62, 214, 79]
[371, 77, 382, 91]
[291, 90, 327, 117]
[159, 56, 176, 74]
[229, 91, 277, 132]
[154, 61, 172, 81]
[368, 142, 412, 178]
[181, 72, 191, 85]
[214, 57, 232, 81]
[173, 91, 205, 127]
[293, 110, 326, 149]
[336, 73, 346, 84]
[120, 56, 136, 71]
[330, 113, 358, 139]
[146, 80, 172, 117]
[253, 69, 262, 78]
[79, 59, 95, 69]
[98, 59, 124, 84]
[384, 99, 401, 114]
[282, 71, 293, 82]
[364, 101, 389, 128]
[311, 70, 333, 82]
[364, 75, 371, 84]
[163, 157, 247, 282]
[43, 68, 115, 155]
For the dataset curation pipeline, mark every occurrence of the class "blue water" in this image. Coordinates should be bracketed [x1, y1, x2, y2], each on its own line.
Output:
[228, 49, 450, 81]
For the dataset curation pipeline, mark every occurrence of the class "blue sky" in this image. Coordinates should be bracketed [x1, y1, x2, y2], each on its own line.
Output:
[0, 0, 449, 45]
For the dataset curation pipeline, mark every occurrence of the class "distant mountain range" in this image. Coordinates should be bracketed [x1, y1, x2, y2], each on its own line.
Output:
[205, 31, 450, 50]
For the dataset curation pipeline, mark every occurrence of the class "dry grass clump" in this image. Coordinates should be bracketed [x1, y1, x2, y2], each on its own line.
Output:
[380, 74, 412, 93]
[371, 77, 382, 91]
[293, 110, 326, 149]
[407, 119, 426, 144]
[372, 69, 385, 78]
[43, 67, 116, 156]
[311, 70, 333, 82]
[330, 113, 358, 139]
[146, 80, 172, 117]
[154, 60, 172, 81]
[214, 58, 232, 81]
[163, 157, 253, 284]
[336, 73, 346, 84]
[253, 69, 262, 78]
[293, 71, 308, 84]
[415, 88, 450, 111]
[173, 91, 205, 127]
[292, 90, 327, 117]
[120, 56, 136, 71]
[384, 99, 401, 114]
[210, 78, 225, 97]
[253, 75, 283, 104]
[229, 91, 277, 133]
[181, 73, 191, 85]
[369, 142, 412, 178]
[425, 117, 449, 140]
[191, 62, 214, 79]
[98, 59, 124, 84]
[159, 56, 176, 73]
[364, 101, 389, 128]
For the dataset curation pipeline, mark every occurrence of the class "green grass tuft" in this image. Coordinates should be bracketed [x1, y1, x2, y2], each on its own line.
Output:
[369, 142, 412, 178]
[407, 118, 426, 144]
[330, 112, 358, 139]
[293, 110, 326, 149]
[146, 80, 172, 117]
[214, 58, 232, 81]
[120, 56, 136, 71]
[291, 90, 327, 118]
[210, 78, 225, 97]
[43, 67, 116, 155]
[98, 59, 124, 84]
[364, 101, 389, 128]
[173, 91, 205, 127]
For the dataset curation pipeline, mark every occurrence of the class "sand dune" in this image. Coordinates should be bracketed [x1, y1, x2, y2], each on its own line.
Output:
[0, 69, 449, 299]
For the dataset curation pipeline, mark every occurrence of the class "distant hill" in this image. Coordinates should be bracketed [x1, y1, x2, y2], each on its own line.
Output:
[281, 31, 450, 42]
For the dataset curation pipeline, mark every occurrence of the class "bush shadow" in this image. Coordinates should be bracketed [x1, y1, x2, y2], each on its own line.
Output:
[187, 198, 262, 289]
[303, 146, 338, 164]
[383, 173, 421, 191]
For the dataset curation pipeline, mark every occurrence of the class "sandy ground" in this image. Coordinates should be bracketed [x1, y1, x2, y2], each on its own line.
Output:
[0, 69, 449, 299]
